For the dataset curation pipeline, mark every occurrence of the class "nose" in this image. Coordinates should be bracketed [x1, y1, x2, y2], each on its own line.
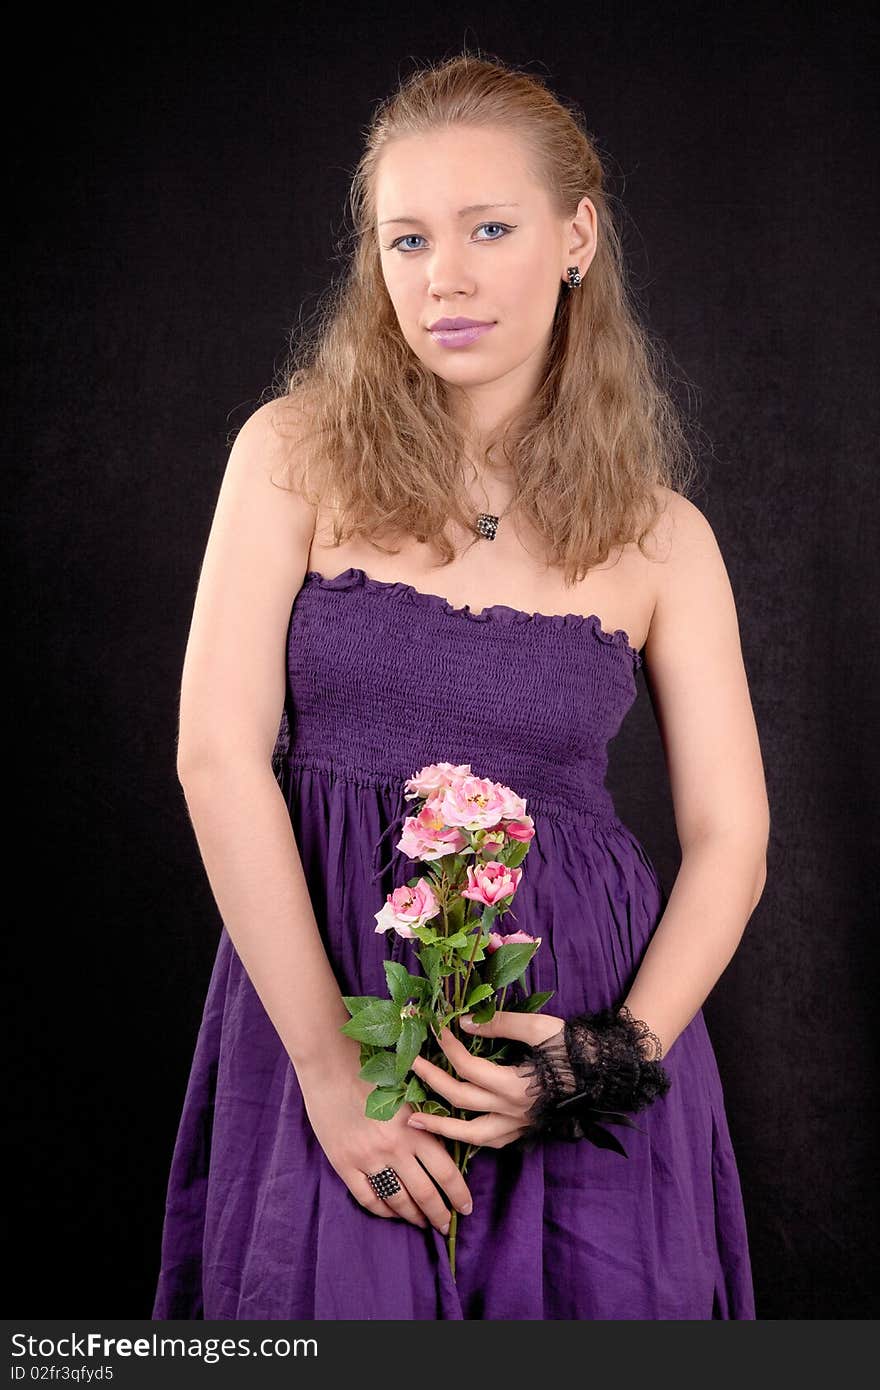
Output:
[426, 245, 477, 301]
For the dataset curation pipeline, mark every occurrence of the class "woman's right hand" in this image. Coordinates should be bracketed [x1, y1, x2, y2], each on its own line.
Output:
[298, 1047, 475, 1235]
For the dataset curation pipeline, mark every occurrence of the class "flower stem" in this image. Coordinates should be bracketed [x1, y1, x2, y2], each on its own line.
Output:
[449, 1135, 461, 1280]
[458, 911, 484, 1009]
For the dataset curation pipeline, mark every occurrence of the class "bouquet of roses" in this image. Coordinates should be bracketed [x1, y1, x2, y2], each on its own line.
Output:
[339, 762, 554, 1278]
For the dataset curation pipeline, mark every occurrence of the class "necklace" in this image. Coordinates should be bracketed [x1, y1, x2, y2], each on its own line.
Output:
[475, 506, 512, 541]
[470, 469, 515, 542]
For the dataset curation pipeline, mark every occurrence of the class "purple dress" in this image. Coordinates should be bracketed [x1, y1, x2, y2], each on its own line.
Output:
[151, 566, 756, 1320]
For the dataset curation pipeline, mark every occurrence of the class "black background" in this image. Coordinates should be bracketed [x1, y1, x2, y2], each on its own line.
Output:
[8, 1, 878, 1319]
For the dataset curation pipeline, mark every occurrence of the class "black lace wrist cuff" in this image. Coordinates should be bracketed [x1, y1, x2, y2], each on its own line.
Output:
[515, 1004, 672, 1150]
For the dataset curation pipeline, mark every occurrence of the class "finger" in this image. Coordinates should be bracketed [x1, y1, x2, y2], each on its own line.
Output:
[429, 1022, 545, 1102]
[410, 1053, 508, 1113]
[407, 1108, 515, 1147]
[359, 1169, 427, 1230]
[460, 1009, 564, 1046]
[412, 1138, 474, 1216]
[396, 1157, 463, 1233]
[359, 1193, 398, 1219]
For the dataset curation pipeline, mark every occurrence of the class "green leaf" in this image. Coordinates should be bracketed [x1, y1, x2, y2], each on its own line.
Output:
[422, 1099, 451, 1117]
[484, 942, 540, 990]
[413, 925, 440, 945]
[504, 838, 531, 868]
[359, 1041, 382, 1067]
[516, 989, 555, 1013]
[405, 973, 431, 1002]
[365, 1086, 407, 1121]
[445, 895, 466, 933]
[417, 945, 442, 985]
[383, 959, 410, 1005]
[395, 1016, 428, 1083]
[342, 995, 379, 1017]
[404, 1075, 427, 1103]
[359, 1050, 400, 1086]
[445, 931, 470, 951]
[464, 982, 494, 1009]
[340, 998, 403, 1046]
[470, 997, 497, 1024]
[383, 960, 428, 1005]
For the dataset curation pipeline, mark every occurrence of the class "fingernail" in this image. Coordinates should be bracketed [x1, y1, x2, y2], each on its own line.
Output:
[408, 1118, 426, 1129]
[440, 1220, 450, 1235]
[460, 1015, 476, 1028]
[461, 1200, 473, 1214]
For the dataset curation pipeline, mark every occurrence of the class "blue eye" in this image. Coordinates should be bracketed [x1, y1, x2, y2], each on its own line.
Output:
[387, 222, 514, 253]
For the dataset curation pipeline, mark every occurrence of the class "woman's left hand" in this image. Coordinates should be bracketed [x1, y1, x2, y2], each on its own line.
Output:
[406, 1009, 565, 1150]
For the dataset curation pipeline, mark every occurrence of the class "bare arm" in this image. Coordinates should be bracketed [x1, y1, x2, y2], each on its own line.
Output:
[180, 760, 357, 1071]
[174, 399, 474, 1232]
[176, 398, 352, 1073]
[620, 491, 770, 1055]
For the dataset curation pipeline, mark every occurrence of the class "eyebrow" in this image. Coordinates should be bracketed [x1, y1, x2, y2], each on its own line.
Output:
[378, 202, 521, 227]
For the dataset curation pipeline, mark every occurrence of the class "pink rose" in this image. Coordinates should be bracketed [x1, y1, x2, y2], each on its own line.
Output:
[461, 860, 523, 907]
[404, 763, 472, 801]
[374, 879, 441, 939]
[503, 815, 536, 843]
[436, 775, 510, 832]
[474, 827, 507, 854]
[493, 784, 530, 821]
[485, 928, 542, 953]
[398, 805, 469, 861]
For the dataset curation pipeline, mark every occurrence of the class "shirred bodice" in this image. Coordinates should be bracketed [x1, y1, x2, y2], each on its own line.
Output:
[270, 567, 643, 824]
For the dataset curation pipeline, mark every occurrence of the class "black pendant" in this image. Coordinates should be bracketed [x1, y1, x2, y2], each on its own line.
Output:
[475, 512, 500, 541]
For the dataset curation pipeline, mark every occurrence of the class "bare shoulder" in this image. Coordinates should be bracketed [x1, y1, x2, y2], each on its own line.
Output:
[224, 395, 320, 543]
[229, 394, 318, 490]
[644, 484, 737, 651]
[642, 484, 711, 565]
[640, 485, 769, 847]
[175, 394, 320, 773]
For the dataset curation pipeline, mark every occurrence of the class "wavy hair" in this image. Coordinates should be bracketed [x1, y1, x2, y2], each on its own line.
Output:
[268, 49, 701, 584]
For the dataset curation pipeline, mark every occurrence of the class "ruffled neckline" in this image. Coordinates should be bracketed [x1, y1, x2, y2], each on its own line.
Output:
[301, 567, 643, 666]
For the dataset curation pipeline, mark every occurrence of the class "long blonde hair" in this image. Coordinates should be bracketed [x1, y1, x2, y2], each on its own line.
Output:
[268, 49, 701, 584]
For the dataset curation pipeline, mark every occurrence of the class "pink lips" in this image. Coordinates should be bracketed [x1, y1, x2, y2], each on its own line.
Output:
[429, 319, 496, 349]
[429, 316, 494, 329]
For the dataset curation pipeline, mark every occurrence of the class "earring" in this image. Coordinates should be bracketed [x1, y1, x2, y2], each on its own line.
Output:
[566, 265, 582, 288]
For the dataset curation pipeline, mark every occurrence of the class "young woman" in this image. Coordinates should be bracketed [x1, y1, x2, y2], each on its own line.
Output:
[152, 53, 769, 1320]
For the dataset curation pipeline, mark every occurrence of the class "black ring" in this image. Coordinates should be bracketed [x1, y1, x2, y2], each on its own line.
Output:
[367, 1165, 402, 1199]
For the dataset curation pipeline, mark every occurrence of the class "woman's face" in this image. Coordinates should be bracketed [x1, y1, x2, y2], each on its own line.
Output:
[375, 125, 596, 430]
